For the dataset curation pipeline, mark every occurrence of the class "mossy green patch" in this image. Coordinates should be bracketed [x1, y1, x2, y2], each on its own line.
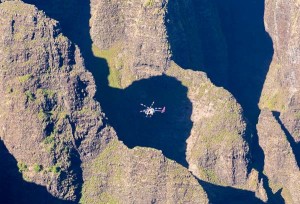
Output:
[37, 88, 56, 99]
[33, 164, 43, 172]
[43, 134, 55, 153]
[76, 107, 97, 118]
[38, 110, 49, 121]
[80, 139, 123, 204]
[143, 0, 154, 7]
[200, 168, 222, 185]
[57, 111, 68, 121]
[6, 87, 13, 94]
[25, 90, 35, 102]
[259, 91, 286, 112]
[18, 74, 32, 83]
[44, 134, 55, 145]
[17, 162, 28, 173]
[49, 165, 61, 174]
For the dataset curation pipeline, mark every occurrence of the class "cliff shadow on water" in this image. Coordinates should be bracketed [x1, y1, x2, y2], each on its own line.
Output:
[198, 180, 266, 204]
[167, 0, 274, 125]
[209, 0, 274, 176]
[167, 0, 273, 172]
[273, 111, 300, 167]
[166, 0, 282, 203]
[0, 140, 74, 204]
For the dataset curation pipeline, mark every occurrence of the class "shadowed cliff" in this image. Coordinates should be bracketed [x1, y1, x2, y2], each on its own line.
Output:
[100, 75, 192, 167]
[213, 0, 273, 185]
[166, 0, 280, 202]
[273, 111, 300, 167]
[167, 0, 273, 124]
[167, 0, 273, 174]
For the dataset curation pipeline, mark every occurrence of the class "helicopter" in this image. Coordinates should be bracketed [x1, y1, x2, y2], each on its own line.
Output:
[140, 101, 165, 117]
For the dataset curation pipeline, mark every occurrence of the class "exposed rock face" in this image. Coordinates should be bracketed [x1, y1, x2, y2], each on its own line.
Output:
[260, 0, 300, 141]
[0, 140, 70, 204]
[90, 0, 228, 87]
[81, 137, 208, 204]
[0, 1, 109, 201]
[257, 110, 300, 203]
[257, 1, 300, 202]
[166, 64, 250, 187]
[90, 0, 171, 84]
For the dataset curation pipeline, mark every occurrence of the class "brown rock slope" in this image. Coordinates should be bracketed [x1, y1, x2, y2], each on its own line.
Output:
[81, 137, 208, 204]
[0, 1, 110, 201]
[260, 0, 300, 142]
[166, 64, 250, 187]
[90, 0, 171, 85]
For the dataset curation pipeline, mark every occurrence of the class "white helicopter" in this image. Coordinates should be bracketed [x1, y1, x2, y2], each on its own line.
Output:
[140, 101, 166, 117]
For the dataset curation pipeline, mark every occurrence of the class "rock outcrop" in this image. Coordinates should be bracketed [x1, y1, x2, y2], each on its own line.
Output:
[260, 0, 300, 142]
[257, 1, 300, 202]
[166, 64, 250, 187]
[90, 0, 171, 85]
[0, 1, 110, 201]
[81, 137, 208, 204]
[257, 110, 300, 203]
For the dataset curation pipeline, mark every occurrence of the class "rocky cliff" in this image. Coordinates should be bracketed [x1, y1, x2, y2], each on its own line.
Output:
[260, 0, 300, 141]
[0, 1, 209, 203]
[257, 110, 300, 203]
[90, 0, 171, 86]
[0, 1, 111, 201]
[81, 137, 208, 204]
[1, 0, 300, 203]
[258, 0, 300, 203]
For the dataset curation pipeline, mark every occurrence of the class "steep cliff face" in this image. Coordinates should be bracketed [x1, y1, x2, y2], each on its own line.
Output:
[90, 0, 228, 88]
[257, 1, 300, 202]
[0, 140, 72, 204]
[260, 0, 300, 142]
[90, 0, 171, 86]
[257, 110, 300, 203]
[261, 0, 300, 120]
[166, 64, 250, 187]
[166, 0, 228, 86]
[0, 1, 110, 201]
[81, 137, 208, 204]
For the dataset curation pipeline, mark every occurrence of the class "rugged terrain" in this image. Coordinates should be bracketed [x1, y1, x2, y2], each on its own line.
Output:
[0, 0, 299, 203]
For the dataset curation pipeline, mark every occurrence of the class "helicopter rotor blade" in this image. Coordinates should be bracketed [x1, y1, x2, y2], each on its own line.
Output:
[150, 101, 155, 108]
[140, 104, 148, 108]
